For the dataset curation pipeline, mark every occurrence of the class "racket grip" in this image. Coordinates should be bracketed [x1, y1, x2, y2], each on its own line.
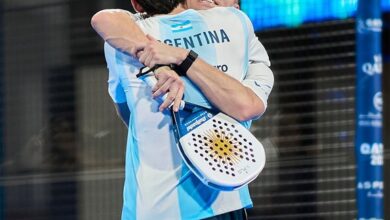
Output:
[140, 73, 186, 110]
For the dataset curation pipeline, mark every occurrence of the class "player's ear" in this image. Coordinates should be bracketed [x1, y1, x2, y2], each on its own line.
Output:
[130, 0, 145, 13]
[234, 0, 240, 9]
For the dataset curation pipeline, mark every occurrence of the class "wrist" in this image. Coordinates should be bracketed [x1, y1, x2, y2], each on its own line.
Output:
[154, 65, 171, 74]
[176, 49, 189, 65]
[173, 50, 198, 76]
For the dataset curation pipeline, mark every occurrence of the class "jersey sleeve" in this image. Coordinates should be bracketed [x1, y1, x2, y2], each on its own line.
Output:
[244, 13, 271, 66]
[242, 62, 274, 109]
[239, 10, 274, 109]
[104, 42, 127, 104]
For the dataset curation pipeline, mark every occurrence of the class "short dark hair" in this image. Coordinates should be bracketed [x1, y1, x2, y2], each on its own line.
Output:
[136, 0, 186, 16]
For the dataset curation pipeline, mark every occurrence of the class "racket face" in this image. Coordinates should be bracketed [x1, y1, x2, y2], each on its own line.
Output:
[178, 111, 266, 189]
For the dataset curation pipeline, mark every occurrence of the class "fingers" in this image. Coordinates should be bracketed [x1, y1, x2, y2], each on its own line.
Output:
[144, 52, 155, 67]
[138, 44, 159, 67]
[132, 42, 147, 57]
[137, 38, 179, 66]
[172, 87, 184, 112]
[153, 77, 174, 97]
[159, 92, 176, 112]
[138, 49, 151, 65]
[146, 34, 158, 42]
[136, 50, 144, 58]
[157, 83, 184, 112]
[152, 68, 169, 93]
[151, 68, 184, 112]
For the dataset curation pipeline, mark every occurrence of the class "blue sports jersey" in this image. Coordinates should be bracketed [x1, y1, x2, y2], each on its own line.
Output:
[104, 7, 272, 220]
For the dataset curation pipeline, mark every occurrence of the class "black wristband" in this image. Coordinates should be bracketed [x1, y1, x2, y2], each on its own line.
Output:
[173, 50, 198, 76]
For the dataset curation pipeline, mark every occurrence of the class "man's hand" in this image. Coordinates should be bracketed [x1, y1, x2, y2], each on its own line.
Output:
[91, 10, 150, 57]
[136, 35, 188, 67]
[153, 66, 185, 112]
[134, 37, 186, 112]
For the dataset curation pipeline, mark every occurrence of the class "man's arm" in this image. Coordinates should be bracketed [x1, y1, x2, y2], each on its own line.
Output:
[92, 10, 185, 112]
[91, 10, 267, 121]
[137, 37, 267, 121]
[91, 9, 147, 56]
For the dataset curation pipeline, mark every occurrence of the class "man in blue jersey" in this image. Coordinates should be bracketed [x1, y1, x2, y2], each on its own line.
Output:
[92, 0, 273, 219]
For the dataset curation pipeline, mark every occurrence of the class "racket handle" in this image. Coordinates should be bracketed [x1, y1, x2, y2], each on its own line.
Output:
[139, 73, 186, 110]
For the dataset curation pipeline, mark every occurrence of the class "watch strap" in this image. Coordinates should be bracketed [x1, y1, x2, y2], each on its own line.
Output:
[173, 50, 198, 76]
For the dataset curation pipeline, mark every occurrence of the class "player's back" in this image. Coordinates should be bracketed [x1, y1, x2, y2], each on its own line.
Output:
[137, 7, 251, 107]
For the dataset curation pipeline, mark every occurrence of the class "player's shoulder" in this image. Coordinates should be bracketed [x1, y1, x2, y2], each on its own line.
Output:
[198, 6, 246, 18]
[104, 42, 116, 56]
[98, 9, 138, 20]
[199, 7, 252, 29]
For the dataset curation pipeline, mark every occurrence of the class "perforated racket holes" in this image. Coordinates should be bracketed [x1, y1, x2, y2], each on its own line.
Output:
[209, 120, 257, 164]
[189, 120, 257, 177]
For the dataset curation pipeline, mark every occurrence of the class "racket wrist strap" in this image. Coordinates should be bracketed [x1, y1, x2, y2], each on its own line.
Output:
[136, 64, 169, 78]
[172, 50, 198, 76]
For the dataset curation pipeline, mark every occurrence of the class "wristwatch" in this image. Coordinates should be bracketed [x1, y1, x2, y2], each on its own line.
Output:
[173, 50, 198, 76]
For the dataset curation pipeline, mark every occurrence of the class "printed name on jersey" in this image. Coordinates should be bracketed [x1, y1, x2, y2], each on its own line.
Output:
[163, 29, 230, 49]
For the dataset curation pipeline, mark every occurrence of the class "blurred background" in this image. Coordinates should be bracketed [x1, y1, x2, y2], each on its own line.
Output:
[0, 0, 389, 219]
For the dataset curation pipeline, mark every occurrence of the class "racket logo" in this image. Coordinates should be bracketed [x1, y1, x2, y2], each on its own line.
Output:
[204, 129, 239, 165]
[189, 118, 258, 179]
[187, 116, 207, 131]
[184, 110, 213, 132]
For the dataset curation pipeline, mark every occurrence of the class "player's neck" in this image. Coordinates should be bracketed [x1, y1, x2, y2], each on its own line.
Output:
[167, 5, 186, 15]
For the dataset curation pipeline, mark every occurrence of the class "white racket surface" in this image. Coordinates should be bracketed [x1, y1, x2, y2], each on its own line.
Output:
[139, 71, 266, 190]
[178, 111, 265, 190]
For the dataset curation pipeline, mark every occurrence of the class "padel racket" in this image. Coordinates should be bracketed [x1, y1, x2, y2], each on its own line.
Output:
[137, 68, 266, 191]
